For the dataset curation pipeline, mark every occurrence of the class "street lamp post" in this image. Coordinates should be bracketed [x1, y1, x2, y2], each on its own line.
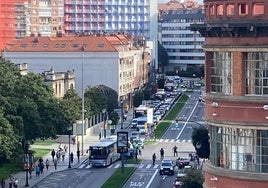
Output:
[121, 100, 123, 129]
[23, 144, 33, 187]
[68, 126, 72, 169]
[102, 109, 107, 138]
[81, 54, 85, 156]
[24, 153, 30, 187]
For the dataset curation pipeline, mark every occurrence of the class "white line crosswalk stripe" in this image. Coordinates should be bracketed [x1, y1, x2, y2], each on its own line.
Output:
[158, 139, 192, 143]
[153, 165, 159, 169]
[146, 164, 151, 168]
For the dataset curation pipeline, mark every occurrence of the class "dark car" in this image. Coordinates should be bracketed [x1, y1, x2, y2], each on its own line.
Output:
[173, 173, 187, 188]
[159, 160, 175, 175]
[176, 157, 190, 169]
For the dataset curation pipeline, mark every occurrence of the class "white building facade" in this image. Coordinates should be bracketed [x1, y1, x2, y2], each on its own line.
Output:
[160, 11, 205, 71]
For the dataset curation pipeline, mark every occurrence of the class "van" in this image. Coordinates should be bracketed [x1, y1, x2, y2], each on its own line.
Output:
[137, 117, 147, 129]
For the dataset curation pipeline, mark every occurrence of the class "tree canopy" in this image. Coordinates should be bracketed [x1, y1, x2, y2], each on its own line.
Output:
[192, 127, 210, 159]
[0, 58, 71, 161]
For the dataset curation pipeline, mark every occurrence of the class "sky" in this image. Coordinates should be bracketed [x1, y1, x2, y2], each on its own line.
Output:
[157, 0, 203, 3]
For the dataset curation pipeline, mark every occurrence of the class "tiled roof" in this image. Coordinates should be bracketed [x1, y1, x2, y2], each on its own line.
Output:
[4, 34, 132, 52]
[158, 0, 203, 12]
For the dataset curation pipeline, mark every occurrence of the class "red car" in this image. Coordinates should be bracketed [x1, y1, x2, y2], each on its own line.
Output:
[176, 157, 190, 169]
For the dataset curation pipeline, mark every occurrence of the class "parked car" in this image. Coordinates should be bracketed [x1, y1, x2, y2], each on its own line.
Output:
[131, 118, 138, 129]
[176, 157, 190, 169]
[173, 173, 187, 188]
[159, 159, 175, 175]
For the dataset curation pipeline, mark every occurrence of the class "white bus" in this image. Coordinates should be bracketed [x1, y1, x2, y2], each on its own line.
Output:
[89, 137, 120, 167]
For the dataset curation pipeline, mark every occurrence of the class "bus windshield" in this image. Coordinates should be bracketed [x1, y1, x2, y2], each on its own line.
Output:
[89, 146, 108, 159]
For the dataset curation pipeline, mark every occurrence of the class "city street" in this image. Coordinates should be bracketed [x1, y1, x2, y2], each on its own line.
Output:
[12, 88, 203, 188]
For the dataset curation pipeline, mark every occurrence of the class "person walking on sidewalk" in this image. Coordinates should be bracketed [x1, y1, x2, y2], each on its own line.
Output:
[152, 153, 156, 165]
[160, 148, 164, 160]
[173, 145, 178, 157]
[54, 159, 58, 170]
[35, 164, 40, 178]
[51, 149, 55, 162]
[46, 159, 50, 171]
[70, 152, 74, 163]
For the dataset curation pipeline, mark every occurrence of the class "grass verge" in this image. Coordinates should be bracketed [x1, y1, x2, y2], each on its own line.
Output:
[155, 94, 189, 139]
[101, 167, 136, 188]
[33, 140, 55, 146]
[0, 148, 51, 180]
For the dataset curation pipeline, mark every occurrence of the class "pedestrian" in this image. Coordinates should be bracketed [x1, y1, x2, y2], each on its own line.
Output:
[39, 157, 43, 164]
[51, 149, 55, 161]
[77, 150, 80, 162]
[99, 132, 101, 140]
[54, 159, 58, 170]
[70, 152, 74, 163]
[56, 150, 61, 161]
[152, 153, 156, 165]
[29, 163, 33, 179]
[173, 145, 178, 157]
[39, 162, 44, 175]
[13, 178, 18, 188]
[160, 148, 164, 160]
[72, 136, 76, 145]
[46, 159, 50, 171]
[1, 178, 5, 188]
[64, 145, 68, 152]
[35, 164, 40, 177]
[61, 150, 65, 161]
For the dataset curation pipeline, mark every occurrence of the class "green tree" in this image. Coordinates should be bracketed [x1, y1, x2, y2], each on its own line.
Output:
[182, 168, 204, 188]
[84, 86, 106, 115]
[0, 110, 17, 164]
[60, 89, 82, 124]
[0, 58, 72, 156]
[192, 127, 210, 159]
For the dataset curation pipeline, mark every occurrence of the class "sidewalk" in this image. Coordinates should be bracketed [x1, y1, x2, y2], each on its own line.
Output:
[4, 108, 134, 188]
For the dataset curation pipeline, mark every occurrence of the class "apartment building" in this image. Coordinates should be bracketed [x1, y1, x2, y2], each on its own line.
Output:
[158, 0, 204, 71]
[0, 0, 28, 51]
[191, 1, 268, 187]
[64, 0, 157, 41]
[2, 34, 152, 103]
[28, 0, 64, 37]
[160, 11, 204, 71]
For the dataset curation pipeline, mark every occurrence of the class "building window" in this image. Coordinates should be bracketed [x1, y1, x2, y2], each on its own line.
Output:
[210, 126, 268, 172]
[239, 3, 248, 15]
[245, 52, 268, 95]
[210, 5, 215, 16]
[210, 52, 232, 94]
[253, 3, 264, 15]
[216, 4, 223, 16]
[226, 4, 234, 16]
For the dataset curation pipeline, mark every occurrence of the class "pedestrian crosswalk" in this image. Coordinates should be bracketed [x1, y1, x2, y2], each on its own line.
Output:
[77, 162, 162, 170]
[144, 138, 192, 143]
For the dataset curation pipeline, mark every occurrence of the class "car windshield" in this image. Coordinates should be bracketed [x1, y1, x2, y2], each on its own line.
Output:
[162, 162, 172, 166]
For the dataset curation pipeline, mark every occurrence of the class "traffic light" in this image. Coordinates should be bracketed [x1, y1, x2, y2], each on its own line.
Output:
[175, 118, 179, 127]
